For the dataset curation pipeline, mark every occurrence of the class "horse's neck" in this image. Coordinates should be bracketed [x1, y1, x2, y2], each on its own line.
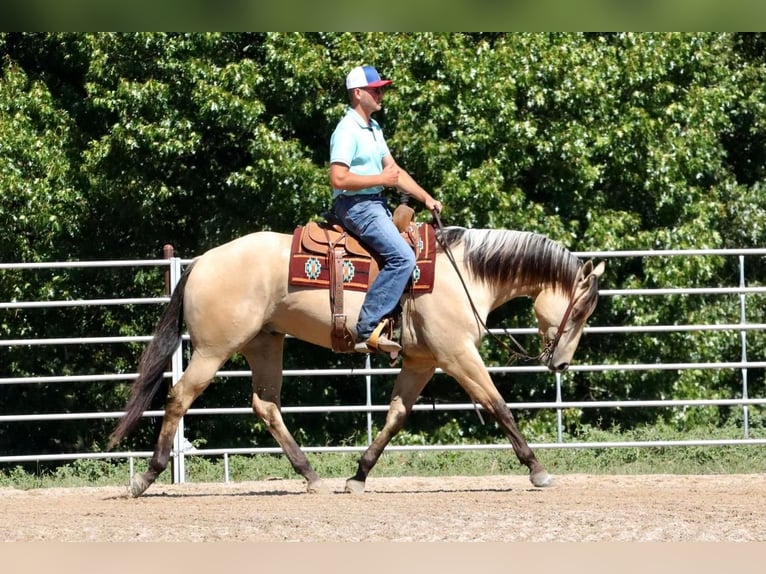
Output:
[489, 281, 543, 311]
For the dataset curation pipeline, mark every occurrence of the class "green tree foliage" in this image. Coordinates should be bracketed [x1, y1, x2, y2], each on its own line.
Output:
[1, 33, 765, 462]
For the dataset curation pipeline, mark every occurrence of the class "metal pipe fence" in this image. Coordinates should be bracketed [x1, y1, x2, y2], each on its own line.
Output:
[1, 247, 765, 483]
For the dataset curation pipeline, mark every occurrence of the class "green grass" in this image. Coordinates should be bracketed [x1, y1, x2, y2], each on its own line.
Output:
[2, 422, 765, 490]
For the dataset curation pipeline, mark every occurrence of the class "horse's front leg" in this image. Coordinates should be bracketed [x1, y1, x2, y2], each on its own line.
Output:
[345, 361, 434, 493]
[243, 333, 329, 494]
[442, 347, 552, 488]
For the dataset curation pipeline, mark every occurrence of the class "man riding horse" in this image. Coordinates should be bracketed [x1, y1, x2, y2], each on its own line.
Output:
[329, 65, 443, 354]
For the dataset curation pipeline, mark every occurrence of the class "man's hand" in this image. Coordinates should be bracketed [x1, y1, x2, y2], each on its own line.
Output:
[381, 163, 400, 187]
[426, 198, 443, 215]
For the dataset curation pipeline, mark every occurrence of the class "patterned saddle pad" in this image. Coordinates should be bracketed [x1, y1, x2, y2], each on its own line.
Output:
[288, 220, 436, 293]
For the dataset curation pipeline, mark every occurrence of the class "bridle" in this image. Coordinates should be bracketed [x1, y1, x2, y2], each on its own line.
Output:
[537, 288, 580, 365]
[431, 209, 580, 365]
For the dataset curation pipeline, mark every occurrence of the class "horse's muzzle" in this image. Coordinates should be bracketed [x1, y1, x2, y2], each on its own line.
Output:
[542, 350, 569, 372]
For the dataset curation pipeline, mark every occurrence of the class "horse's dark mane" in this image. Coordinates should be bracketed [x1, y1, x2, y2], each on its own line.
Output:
[436, 227, 580, 292]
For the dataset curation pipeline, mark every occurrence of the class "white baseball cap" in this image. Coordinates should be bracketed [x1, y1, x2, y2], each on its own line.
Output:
[345, 65, 393, 90]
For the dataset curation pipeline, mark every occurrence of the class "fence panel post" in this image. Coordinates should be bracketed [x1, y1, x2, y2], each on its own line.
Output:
[739, 255, 750, 439]
[164, 246, 187, 484]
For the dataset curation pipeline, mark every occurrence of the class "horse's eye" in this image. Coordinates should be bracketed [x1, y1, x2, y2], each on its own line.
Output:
[570, 307, 585, 323]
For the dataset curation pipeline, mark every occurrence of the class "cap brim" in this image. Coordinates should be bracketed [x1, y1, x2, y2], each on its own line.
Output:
[366, 79, 393, 88]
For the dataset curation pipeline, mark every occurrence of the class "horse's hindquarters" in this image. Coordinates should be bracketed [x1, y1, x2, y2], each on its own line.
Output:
[183, 232, 294, 350]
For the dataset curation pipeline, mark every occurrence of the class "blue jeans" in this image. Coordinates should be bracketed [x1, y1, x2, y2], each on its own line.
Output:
[334, 194, 416, 340]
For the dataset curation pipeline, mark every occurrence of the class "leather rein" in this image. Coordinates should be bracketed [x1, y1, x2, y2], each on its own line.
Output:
[430, 209, 578, 365]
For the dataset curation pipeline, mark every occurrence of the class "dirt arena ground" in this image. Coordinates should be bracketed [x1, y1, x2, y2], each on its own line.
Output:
[2, 473, 765, 542]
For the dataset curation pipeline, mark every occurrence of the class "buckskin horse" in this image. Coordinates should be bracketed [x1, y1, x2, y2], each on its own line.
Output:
[109, 218, 604, 497]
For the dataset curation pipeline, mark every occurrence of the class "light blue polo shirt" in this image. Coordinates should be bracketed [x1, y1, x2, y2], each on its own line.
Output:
[330, 108, 391, 199]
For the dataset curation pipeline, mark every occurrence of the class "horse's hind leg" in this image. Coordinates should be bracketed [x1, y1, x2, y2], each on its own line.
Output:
[345, 359, 435, 494]
[130, 353, 223, 497]
[242, 332, 329, 494]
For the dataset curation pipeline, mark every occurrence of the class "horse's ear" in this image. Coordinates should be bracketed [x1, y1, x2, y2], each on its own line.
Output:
[578, 259, 605, 282]
[577, 260, 605, 292]
[591, 260, 606, 279]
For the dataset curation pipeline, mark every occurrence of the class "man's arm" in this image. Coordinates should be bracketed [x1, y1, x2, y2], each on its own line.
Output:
[329, 162, 400, 191]
[383, 156, 443, 214]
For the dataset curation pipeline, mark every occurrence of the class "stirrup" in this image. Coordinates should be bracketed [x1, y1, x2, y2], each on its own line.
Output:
[355, 320, 402, 353]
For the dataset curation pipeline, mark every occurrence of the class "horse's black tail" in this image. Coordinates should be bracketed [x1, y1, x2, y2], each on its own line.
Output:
[107, 262, 195, 450]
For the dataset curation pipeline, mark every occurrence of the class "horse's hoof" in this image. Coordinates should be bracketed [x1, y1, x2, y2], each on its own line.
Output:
[344, 478, 366, 494]
[306, 479, 330, 494]
[530, 470, 554, 488]
[129, 474, 152, 498]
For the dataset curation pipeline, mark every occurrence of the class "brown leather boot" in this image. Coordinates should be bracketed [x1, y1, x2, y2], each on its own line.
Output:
[354, 319, 402, 353]
[354, 335, 402, 353]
